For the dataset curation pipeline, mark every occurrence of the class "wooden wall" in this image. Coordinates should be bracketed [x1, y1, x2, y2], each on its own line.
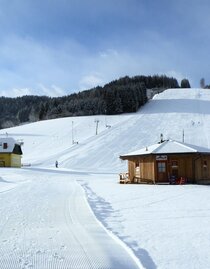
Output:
[194, 155, 210, 184]
[141, 156, 155, 182]
[126, 153, 210, 184]
[128, 156, 155, 183]
[167, 155, 193, 182]
[128, 161, 135, 181]
[0, 153, 21, 168]
[11, 154, 22, 168]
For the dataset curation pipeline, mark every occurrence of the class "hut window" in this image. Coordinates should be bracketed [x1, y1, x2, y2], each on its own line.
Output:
[3, 143, 8, 149]
[158, 162, 166, 172]
[203, 160, 207, 169]
[135, 161, 139, 168]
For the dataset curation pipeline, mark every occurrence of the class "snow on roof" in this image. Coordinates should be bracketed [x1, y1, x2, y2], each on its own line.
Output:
[0, 137, 20, 153]
[120, 140, 210, 158]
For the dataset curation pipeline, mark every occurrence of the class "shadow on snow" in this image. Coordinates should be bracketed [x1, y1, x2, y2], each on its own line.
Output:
[79, 181, 157, 269]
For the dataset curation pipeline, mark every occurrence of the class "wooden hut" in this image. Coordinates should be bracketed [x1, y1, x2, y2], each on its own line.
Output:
[119, 140, 210, 184]
[0, 137, 23, 168]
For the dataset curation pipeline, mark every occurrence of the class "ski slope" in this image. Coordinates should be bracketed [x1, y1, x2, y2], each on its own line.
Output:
[0, 168, 142, 269]
[1, 88, 210, 268]
[5, 88, 210, 173]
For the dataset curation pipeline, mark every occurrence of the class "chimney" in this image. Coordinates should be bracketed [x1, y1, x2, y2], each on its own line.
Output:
[160, 133, 164, 143]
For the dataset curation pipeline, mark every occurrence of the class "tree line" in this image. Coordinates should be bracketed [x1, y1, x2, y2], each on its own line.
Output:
[0, 74, 181, 129]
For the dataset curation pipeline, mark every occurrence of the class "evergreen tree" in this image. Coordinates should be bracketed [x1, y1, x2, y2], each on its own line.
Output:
[181, 78, 191, 88]
[200, 78, 205, 88]
[0, 74, 179, 129]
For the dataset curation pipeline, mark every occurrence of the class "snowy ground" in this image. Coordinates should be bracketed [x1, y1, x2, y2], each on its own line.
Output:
[0, 168, 141, 269]
[78, 174, 210, 269]
[1, 88, 210, 268]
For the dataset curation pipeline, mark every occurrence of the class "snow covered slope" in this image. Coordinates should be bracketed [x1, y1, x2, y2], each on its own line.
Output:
[1, 88, 210, 269]
[2, 88, 210, 172]
[59, 88, 210, 172]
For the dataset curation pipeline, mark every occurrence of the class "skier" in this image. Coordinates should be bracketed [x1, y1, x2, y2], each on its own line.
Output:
[55, 160, 58, 168]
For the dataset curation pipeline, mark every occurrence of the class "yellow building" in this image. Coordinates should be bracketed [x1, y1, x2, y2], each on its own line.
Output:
[0, 137, 23, 168]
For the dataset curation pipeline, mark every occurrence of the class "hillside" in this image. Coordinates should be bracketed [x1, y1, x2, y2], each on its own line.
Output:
[1, 88, 210, 269]
[0, 74, 179, 129]
[1, 88, 209, 173]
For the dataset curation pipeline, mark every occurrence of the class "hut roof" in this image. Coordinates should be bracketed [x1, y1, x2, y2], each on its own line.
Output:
[120, 140, 210, 159]
[0, 137, 23, 155]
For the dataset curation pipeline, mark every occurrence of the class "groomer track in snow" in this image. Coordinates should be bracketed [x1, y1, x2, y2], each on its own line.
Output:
[0, 168, 142, 269]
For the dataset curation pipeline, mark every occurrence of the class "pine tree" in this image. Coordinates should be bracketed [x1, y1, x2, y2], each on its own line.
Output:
[181, 79, 191, 88]
[200, 78, 205, 88]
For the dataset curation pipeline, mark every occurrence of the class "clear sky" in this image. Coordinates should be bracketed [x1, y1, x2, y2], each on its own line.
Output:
[0, 0, 209, 97]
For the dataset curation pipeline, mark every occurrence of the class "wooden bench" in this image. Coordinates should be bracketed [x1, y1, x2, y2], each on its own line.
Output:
[119, 173, 131, 184]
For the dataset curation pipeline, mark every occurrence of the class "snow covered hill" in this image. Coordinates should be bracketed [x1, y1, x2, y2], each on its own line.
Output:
[2, 88, 210, 172]
[1, 88, 210, 269]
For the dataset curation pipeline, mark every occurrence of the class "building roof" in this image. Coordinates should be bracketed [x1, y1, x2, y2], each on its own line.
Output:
[120, 140, 210, 159]
[0, 137, 22, 155]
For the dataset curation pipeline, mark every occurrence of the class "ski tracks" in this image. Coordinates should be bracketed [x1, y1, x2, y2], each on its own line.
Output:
[0, 170, 142, 269]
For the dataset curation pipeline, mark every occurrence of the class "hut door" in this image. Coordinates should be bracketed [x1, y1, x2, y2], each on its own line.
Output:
[157, 161, 168, 182]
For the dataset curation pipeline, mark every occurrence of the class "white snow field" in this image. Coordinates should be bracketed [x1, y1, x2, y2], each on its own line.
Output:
[1, 88, 210, 268]
[0, 168, 141, 269]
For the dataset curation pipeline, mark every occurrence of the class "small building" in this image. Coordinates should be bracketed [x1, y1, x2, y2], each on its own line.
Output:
[0, 137, 23, 168]
[120, 140, 210, 184]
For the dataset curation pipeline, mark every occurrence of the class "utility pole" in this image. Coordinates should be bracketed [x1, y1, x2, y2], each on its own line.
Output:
[95, 119, 99, 135]
[72, 121, 74, 144]
[105, 109, 107, 127]
[182, 129, 185, 143]
[71, 121, 79, 144]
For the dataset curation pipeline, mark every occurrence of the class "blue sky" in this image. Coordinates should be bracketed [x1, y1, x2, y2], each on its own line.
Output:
[0, 0, 210, 96]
